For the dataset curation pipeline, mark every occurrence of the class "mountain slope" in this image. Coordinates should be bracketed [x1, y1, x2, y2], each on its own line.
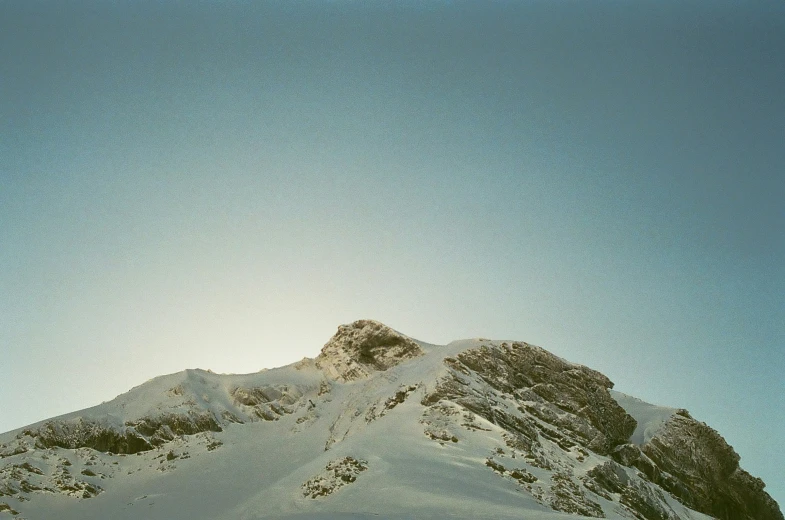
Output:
[0, 320, 780, 520]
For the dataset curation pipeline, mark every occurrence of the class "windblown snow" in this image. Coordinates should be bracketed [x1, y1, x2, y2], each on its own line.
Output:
[609, 391, 676, 445]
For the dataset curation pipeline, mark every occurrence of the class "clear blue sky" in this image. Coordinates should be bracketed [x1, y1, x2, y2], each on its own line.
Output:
[2, 0, 783, 508]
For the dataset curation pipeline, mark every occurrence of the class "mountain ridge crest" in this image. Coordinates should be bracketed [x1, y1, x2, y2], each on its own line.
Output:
[0, 320, 780, 520]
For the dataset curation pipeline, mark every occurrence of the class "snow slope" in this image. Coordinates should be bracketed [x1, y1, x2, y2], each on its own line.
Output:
[610, 391, 676, 445]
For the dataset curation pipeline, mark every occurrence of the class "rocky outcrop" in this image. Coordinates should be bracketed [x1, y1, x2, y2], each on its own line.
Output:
[302, 457, 368, 498]
[584, 461, 680, 520]
[26, 419, 154, 454]
[316, 320, 424, 382]
[424, 342, 636, 456]
[637, 411, 783, 520]
[550, 470, 605, 518]
[230, 384, 303, 421]
[420, 339, 784, 520]
[24, 412, 222, 455]
[0, 502, 20, 515]
[0, 453, 104, 501]
[126, 412, 222, 447]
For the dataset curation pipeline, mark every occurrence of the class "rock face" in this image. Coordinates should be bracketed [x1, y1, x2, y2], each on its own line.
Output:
[443, 342, 637, 455]
[230, 384, 303, 421]
[18, 412, 223, 456]
[315, 319, 424, 381]
[618, 410, 783, 520]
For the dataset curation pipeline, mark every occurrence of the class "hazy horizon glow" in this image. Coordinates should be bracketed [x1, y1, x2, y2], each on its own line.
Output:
[2, 0, 783, 507]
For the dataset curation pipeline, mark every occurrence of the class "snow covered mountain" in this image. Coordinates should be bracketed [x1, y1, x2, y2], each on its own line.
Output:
[1, 320, 781, 520]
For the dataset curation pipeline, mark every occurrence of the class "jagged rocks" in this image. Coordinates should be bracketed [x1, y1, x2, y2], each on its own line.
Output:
[382, 385, 419, 413]
[302, 457, 368, 498]
[365, 384, 420, 424]
[128, 412, 222, 446]
[422, 341, 636, 472]
[0, 445, 27, 459]
[485, 457, 538, 485]
[639, 412, 784, 520]
[230, 384, 302, 421]
[0, 502, 19, 515]
[22, 411, 222, 457]
[0, 455, 103, 501]
[231, 385, 301, 407]
[584, 461, 680, 520]
[315, 320, 424, 381]
[27, 420, 153, 454]
[550, 471, 605, 518]
[421, 339, 778, 520]
[454, 342, 636, 455]
[421, 403, 462, 444]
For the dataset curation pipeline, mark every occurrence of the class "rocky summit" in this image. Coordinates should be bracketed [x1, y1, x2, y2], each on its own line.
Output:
[315, 319, 424, 381]
[0, 320, 781, 520]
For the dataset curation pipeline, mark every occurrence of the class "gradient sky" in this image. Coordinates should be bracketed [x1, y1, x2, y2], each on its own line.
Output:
[2, 0, 784, 508]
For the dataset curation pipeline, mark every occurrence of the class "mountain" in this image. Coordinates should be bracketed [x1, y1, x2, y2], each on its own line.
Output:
[0, 320, 781, 520]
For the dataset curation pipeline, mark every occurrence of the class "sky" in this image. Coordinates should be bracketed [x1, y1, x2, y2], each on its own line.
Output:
[1, 0, 783, 508]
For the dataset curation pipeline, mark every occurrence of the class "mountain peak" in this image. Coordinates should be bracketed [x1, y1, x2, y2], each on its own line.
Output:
[315, 319, 424, 381]
[0, 322, 781, 520]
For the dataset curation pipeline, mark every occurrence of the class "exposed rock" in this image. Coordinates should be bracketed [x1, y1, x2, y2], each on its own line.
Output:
[584, 461, 680, 520]
[0, 457, 103, 501]
[423, 342, 636, 464]
[619, 481, 679, 520]
[28, 420, 153, 454]
[0, 502, 20, 515]
[315, 320, 424, 381]
[231, 385, 301, 407]
[128, 412, 222, 446]
[418, 339, 785, 519]
[485, 457, 507, 474]
[0, 445, 27, 459]
[365, 384, 420, 424]
[302, 457, 368, 498]
[25, 411, 222, 456]
[609, 443, 690, 503]
[14, 463, 42, 476]
[382, 385, 419, 413]
[421, 403, 462, 444]
[639, 412, 783, 520]
[509, 467, 538, 484]
[230, 384, 302, 421]
[454, 342, 636, 455]
[550, 470, 605, 518]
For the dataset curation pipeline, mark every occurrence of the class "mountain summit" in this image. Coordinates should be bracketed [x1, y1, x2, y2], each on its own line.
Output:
[315, 319, 424, 381]
[1, 320, 781, 520]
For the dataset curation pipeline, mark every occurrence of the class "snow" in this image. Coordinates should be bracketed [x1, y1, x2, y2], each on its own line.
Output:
[610, 390, 676, 445]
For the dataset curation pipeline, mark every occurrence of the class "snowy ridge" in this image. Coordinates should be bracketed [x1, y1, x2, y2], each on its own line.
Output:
[0, 321, 781, 520]
[609, 391, 676, 445]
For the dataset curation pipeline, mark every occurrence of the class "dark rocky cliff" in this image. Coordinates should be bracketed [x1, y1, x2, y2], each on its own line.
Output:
[634, 411, 782, 520]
